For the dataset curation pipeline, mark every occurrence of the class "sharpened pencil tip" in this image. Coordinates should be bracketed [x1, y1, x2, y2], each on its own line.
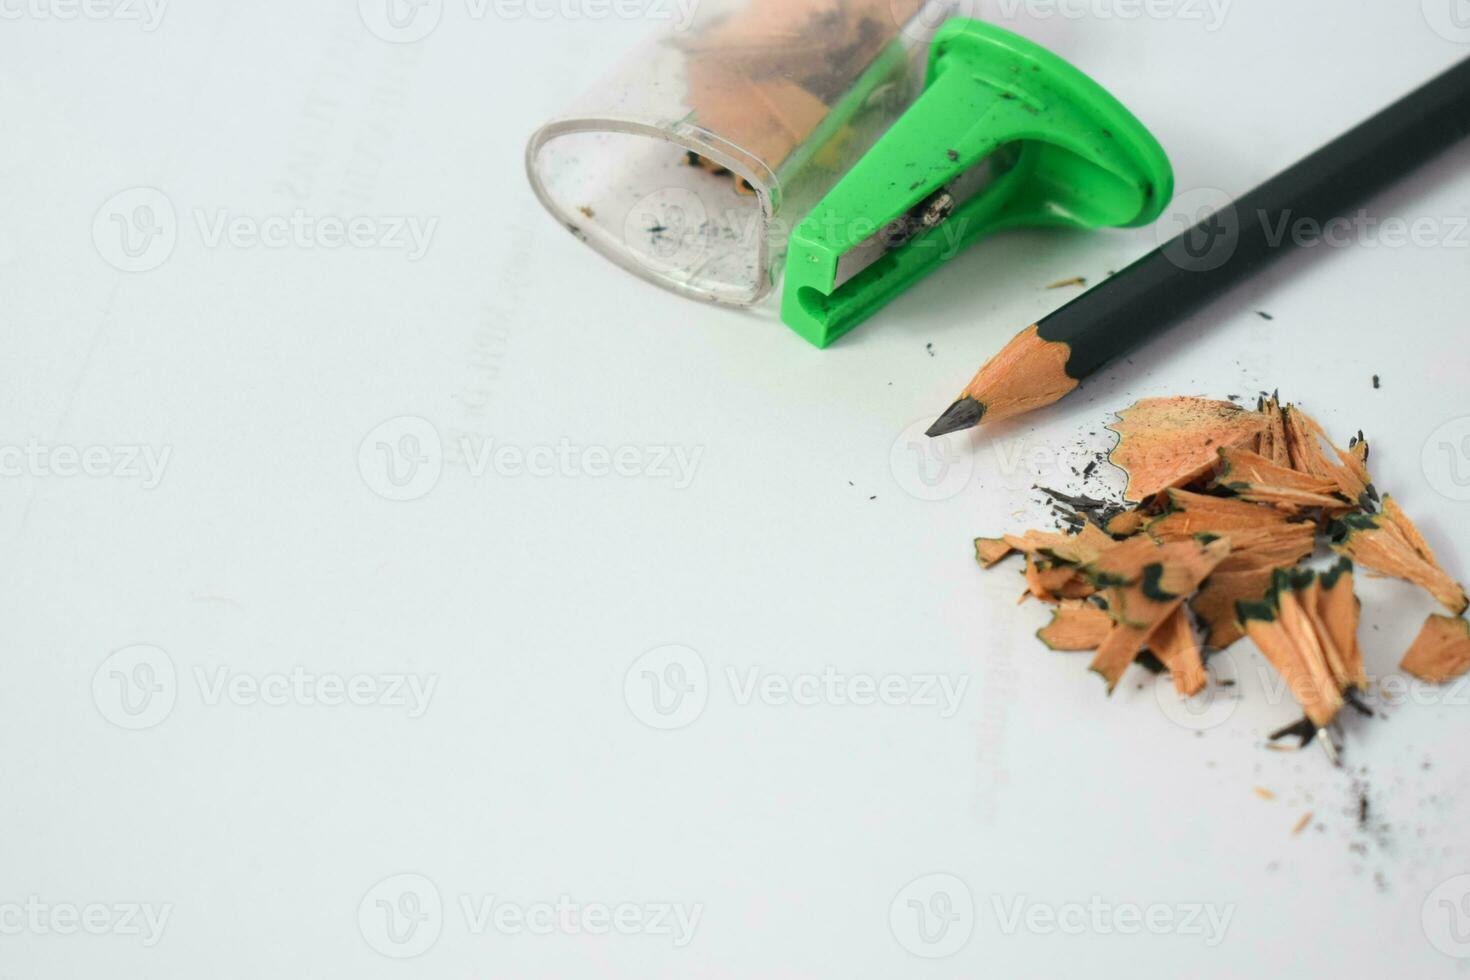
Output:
[926, 397, 985, 438]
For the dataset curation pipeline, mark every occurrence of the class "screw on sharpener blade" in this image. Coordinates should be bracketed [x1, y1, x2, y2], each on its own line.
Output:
[831, 162, 994, 292]
[779, 18, 1174, 349]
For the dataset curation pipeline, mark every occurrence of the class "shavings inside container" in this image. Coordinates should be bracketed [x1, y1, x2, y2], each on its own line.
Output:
[527, 0, 945, 306]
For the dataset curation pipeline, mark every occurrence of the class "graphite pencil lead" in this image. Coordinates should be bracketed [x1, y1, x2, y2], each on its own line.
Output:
[927, 397, 985, 438]
[928, 324, 1080, 437]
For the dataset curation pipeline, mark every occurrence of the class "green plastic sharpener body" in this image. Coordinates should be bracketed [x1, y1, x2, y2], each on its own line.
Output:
[780, 19, 1174, 348]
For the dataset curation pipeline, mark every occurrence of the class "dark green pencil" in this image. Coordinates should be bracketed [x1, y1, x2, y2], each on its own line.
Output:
[928, 55, 1470, 438]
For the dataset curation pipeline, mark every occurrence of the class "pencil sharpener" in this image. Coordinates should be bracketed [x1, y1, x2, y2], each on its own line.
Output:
[781, 18, 1175, 347]
[526, 0, 962, 307]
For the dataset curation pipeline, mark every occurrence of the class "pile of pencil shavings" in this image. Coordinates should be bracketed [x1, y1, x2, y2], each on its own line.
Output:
[975, 395, 1470, 747]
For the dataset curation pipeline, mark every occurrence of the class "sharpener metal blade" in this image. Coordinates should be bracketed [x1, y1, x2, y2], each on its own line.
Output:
[831, 156, 998, 292]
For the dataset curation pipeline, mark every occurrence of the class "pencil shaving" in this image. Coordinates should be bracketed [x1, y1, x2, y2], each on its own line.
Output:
[1331, 498, 1469, 615]
[1037, 600, 1114, 652]
[1237, 562, 1363, 729]
[1107, 397, 1268, 502]
[1400, 615, 1470, 684]
[970, 392, 1469, 754]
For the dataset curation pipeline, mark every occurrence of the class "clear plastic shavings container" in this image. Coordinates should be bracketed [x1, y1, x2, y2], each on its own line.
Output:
[527, 0, 957, 307]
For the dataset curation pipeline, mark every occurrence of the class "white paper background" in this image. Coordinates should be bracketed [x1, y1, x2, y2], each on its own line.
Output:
[4, 1, 1470, 976]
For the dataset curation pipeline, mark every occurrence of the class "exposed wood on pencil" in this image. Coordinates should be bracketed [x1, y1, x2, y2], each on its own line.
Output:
[926, 325, 1078, 437]
[927, 59, 1470, 437]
